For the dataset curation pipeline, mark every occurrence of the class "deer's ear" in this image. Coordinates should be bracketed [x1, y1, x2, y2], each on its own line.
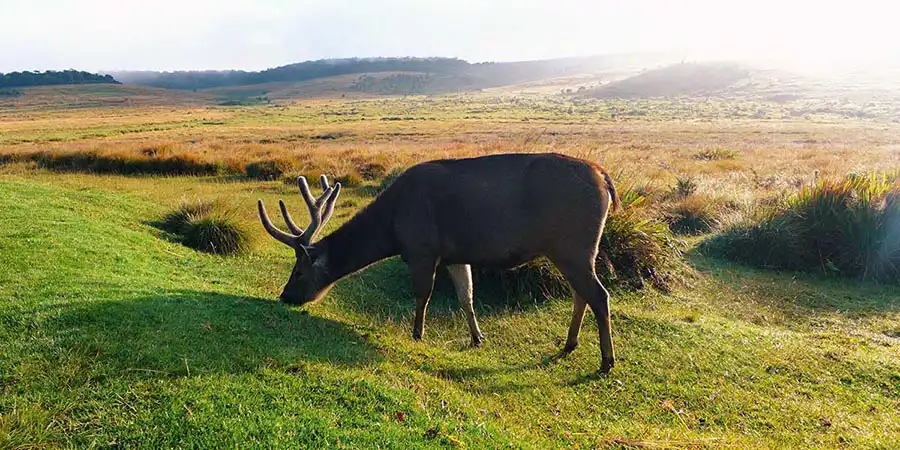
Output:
[296, 244, 311, 261]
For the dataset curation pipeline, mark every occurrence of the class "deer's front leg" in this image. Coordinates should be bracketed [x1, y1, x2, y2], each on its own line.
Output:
[447, 264, 484, 347]
[408, 258, 438, 341]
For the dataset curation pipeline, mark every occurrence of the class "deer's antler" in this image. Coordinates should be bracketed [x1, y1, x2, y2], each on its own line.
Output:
[259, 175, 342, 248]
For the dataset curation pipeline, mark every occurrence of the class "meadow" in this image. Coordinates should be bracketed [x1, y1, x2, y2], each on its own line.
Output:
[1, 85, 899, 448]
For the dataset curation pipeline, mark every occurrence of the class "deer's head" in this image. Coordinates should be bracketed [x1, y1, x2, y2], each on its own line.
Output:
[257, 175, 342, 305]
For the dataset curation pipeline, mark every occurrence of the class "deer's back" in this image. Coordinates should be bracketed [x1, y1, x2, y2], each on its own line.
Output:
[387, 153, 612, 266]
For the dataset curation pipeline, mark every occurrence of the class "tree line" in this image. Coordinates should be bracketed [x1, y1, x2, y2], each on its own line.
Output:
[113, 57, 472, 90]
[0, 70, 120, 88]
[111, 55, 663, 92]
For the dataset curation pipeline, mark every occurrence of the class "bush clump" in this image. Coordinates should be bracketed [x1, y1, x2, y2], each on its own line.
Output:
[159, 198, 255, 255]
[673, 175, 699, 199]
[665, 195, 722, 235]
[245, 159, 295, 180]
[473, 258, 570, 306]
[695, 148, 739, 161]
[24, 151, 223, 176]
[363, 167, 406, 197]
[475, 189, 685, 303]
[357, 162, 388, 181]
[381, 168, 405, 190]
[335, 170, 364, 187]
[704, 172, 900, 281]
[596, 190, 686, 291]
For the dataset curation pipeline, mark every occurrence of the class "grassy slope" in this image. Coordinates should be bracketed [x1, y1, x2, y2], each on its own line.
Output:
[0, 85, 216, 110]
[1, 174, 899, 449]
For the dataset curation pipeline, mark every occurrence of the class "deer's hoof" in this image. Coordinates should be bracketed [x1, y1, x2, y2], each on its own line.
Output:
[412, 331, 423, 341]
[561, 342, 578, 354]
[599, 357, 615, 374]
[471, 334, 485, 348]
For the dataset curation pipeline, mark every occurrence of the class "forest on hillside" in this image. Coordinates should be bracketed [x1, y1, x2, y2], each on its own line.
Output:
[0, 70, 120, 88]
[112, 55, 672, 91]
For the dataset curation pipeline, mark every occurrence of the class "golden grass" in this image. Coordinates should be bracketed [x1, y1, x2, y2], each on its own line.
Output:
[2, 96, 900, 203]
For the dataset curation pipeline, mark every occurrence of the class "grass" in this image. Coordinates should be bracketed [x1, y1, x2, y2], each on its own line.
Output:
[2, 90, 900, 448]
[1, 173, 898, 448]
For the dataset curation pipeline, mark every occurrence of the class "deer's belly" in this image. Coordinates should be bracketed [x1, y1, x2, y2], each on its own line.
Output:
[441, 249, 541, 269]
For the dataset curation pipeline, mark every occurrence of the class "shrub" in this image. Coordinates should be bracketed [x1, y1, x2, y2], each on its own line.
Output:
[182, 216, 254, 255]
[473, 258, 570, 306]
[245, 159, 295, 180]
[666, 195, 722, 235]
[24, 151, 223, 176]
[474, 188, 685, 303]
[357, 162, 387, 181]
[704, 172, 900, 281]
[596, 190, 685, 291]
[139, 143, 178, 157]
[335, 170, 364, 187]
[695, 148, 738, 161]
[364, 167, 406, 197]
[159, 198, 255, 255]
[380, 168, 405, 191]
[673, 176, 699, 198]
[160, 198, 221, 234]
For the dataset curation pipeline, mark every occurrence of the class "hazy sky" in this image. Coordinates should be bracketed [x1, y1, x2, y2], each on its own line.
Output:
[1, 0, 897, 72]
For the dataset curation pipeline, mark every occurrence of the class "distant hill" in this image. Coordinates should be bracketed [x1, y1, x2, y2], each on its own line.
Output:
[0, 84, 213, 110]
[0, 69, 119, 88]
[584, 62, 751, 98]
[111, 54, 678, 93]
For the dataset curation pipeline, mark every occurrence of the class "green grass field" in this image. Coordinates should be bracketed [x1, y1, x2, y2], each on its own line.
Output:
[2, 169, 898, 448]
[2, 75, 900, 448]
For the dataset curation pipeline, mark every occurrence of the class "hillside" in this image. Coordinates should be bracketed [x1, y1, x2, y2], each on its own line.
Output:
[584, 62, 752, 99]
[0, 84, 215, 110]
[203, 72, 481, 100]
[6, 56, 900, 109]
[111, 54, 678, 93]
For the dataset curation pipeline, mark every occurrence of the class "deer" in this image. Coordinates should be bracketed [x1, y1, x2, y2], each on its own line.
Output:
[257, 152, 621, 373]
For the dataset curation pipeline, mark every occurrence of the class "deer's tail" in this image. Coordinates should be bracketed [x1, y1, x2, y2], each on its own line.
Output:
[602, 171, 620, 212]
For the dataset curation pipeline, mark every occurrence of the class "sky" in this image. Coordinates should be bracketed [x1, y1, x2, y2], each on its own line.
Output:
[1, 0, 898, 73]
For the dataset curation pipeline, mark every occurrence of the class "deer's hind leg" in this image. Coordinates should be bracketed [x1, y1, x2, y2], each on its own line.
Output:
[551, 253, 615, 374]
[447, 264, 484, 347]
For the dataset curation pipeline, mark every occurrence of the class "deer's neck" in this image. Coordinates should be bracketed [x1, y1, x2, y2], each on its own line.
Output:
[316, 200, 397, 285]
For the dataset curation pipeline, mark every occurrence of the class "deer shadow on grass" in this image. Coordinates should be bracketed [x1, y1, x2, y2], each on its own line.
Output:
[31, 288, 378, 381]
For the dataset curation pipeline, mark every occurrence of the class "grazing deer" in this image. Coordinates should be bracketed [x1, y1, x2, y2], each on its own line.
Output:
[257, 153, 620, 372]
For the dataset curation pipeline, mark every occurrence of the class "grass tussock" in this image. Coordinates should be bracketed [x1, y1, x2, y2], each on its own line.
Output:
[245, 159, 296, 180]
[160, 198, 256, 255]
[356, 162, 387, 181]
[335, 170, 364, 187]
[597, 190, 686, 291]
[380, 168, 404, 190]
[476, 188, 685, 303]
[705, 171, 900, 281]
[665, 194, 723, 235]
[695, 147, 739, 161]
